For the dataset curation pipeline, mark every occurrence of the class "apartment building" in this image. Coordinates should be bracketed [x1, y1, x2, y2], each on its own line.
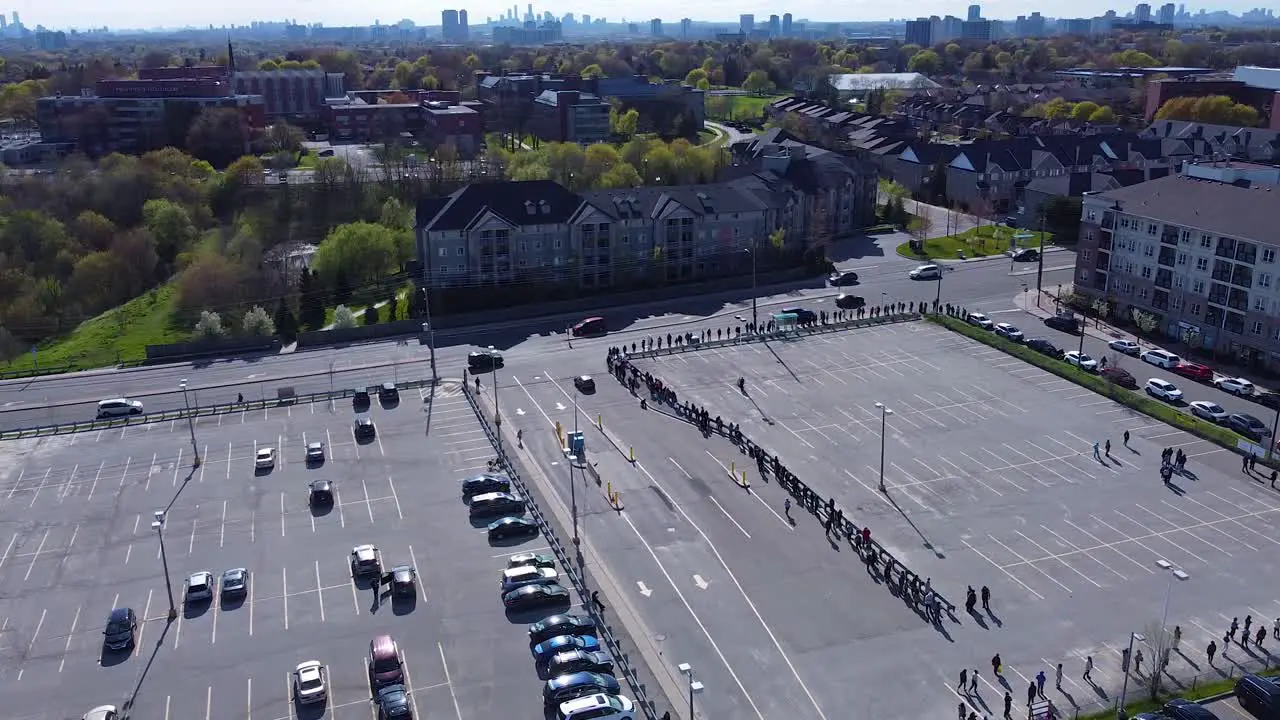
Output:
[1075, 171, 1280, 371]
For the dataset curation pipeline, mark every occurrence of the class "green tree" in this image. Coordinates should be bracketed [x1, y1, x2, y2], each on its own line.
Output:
[332, 304, 357, 329]
[298, 269, 326, 330]
[142, 199, 197, 269]
[333, 267, 353, 306]
[312, 222, 400, 287]
[1070, 101, 1100, 121]
[599, 163, 642, 188]
[387, 294, 399, 321]
[185, 107, 249, 167]
[266, 122, 304, 153]
[241, 305, 276, 336]
[0, 325, 18, 364]
[743, 70, 773, 94]
[1042, 196, 1083, 240]
[273, 299, 298, 342]
[194, 310, 226, 339]
[1088, 105, 1117, 124]
[225, 155, 265, 184]
[907, 49, 941, 74]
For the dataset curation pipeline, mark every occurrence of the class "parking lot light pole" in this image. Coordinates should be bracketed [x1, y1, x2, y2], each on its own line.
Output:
[152, 511, 178, 622]
[875, 402, 893, 493]
[493, 373, 502, 454]
[1153, 560, 1189, 694]
[1118, 631, 1145, 715]
[567, 454, 579, 546]
[678, 663, 702, 719]
[179, 379, 201, 467]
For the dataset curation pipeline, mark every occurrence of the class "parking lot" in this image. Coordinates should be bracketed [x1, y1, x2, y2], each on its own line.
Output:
[628, 321, 1280, 718]
[0, 380, 574, 720]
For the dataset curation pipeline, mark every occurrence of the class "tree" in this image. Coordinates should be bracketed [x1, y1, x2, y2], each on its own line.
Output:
[907, 49, 941, 75]
[0, 325, 18, 364]
[909, 212, 935, 254]
[311, 222, 400, 287]
[298, 269, 327, 330]
[743, 70, 774, 94]
[598, 163, 642, 188]
[387, 294, 399, 321]
[1070, 101, 1100, 122]
[71, 211, 117, 252]
[1132, 309, 1160, 334]
[768, 228, 786, 251]
[1142, 621, 1176, 700]
[332, 304, 358, 330]
[1154, 95, 1260, 126]
[266, 122, 304, 153]
[333, 268, 353, 306]
[1088, 105, 1117, 124]
[241, 305, 276, 337]
[611, 108, 639, 140]
[185, 107, 249, 167]
[225, 155, 265, 184]
[1042, 196, 1083, 240]
[273, 299, 298, 343]
[142, 199, 197, 269]
[194, 310, 226, 339]
[363, 306, 379, 326]
[1091, 298, 1110, 325]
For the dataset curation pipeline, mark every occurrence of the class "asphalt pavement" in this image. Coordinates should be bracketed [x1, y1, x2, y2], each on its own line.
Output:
[0, 382, 588, 719]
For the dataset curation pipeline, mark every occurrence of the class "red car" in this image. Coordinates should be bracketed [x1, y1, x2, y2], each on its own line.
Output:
[1171, 362, 1213, 382]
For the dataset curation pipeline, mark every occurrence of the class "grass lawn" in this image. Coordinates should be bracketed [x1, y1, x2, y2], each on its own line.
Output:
[2, 284, 187, 372]
[708, 93, 785, 121]
[897, 224, 1054, 260]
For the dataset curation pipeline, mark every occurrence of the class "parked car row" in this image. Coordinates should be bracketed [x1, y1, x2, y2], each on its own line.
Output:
[965, 314, 1276, 445]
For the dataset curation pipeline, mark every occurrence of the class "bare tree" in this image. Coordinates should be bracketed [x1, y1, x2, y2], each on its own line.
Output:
[1142, 621, 1175, 700]
[1132, 309, 1159, 335]
[909, 213, 934, 256]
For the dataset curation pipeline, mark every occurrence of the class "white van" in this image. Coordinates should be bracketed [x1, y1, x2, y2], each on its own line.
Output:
[97, 398, 144, 418]
[909, 264, 942, 280]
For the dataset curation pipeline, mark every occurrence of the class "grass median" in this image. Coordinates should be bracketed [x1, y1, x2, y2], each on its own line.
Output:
[927, 314, 1255, 459]
[1075, 667, 1278, 719]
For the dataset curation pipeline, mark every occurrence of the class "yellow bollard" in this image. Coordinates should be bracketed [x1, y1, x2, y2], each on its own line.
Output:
[607, 481, 612, 498]
[555, 420, 562, 437]
[741, 470, 750, 488]
[597, 414, 602, 429]
[730, 461, 735, 477]
[629, 447, 635, 462]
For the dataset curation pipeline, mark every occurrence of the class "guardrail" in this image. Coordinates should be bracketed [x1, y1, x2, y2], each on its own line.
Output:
[460, 371, 659, 720]
[608, 311, 959, 624]
[0, 364, 76, 380]
[0, 378, 438, 442]
[620, 308, 924, 361]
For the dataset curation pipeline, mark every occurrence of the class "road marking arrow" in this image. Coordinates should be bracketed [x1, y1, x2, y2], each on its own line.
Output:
[636, 581, 652, 597]
[693, 575, 709, 590]
[555, 402, 567, 411]
[516, 408, 526, 416]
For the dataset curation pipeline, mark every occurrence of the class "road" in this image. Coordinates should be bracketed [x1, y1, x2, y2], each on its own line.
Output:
[0, 238, 1076, 431]
[704, 121, 754, 148]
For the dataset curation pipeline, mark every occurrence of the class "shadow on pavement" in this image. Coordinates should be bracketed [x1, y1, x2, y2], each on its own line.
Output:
[121, 618, 174, 715]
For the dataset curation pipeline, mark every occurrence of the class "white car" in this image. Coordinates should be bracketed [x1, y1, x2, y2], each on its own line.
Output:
[185, 571, 214, 604]
[994, 323, 1024, 341]
[1189, 400, 1228, 423]
[1141, 349, 1181, 368]
[966, 313, 994, 330]
[293, 661, 327, 704]
[97, 398, 144, 418]
[909, 264, 941, 280]
[82, 706, 119, 720]
[1214, 377, 1255, 396]
[1108, 339, 1141, 356]
[560, 694, 635, 720]
[350, 545, 381, 577]
[255, 447, 275, 469]
[1064, 351, 1098, 372]
[1145, 378, 1183, 402]
[305, 442, 325, 463]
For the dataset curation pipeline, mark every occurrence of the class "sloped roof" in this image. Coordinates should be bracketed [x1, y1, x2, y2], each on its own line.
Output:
[828, 73, 942, 92]
[579, 180, 770, 221]
[417, 180, 585, 232]
[1093, 174, 1280, 241]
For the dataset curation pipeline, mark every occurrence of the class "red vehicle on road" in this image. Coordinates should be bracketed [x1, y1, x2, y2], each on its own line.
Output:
[1171, 362, 1213, 382]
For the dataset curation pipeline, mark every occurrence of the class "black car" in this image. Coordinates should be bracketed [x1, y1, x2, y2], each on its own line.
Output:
[375, 684, 413, 719]
[1025, 337, 1063, 359]
[828, 270, 859, 286]
[835, 294, 865, 310]
[529, 614, 598, 644]
[488, 516, 539, 541]
[1009, 248, 1039, 262]
[309, 480, 334, 507]
[543, 672, 621, 706]
[547, 649, 614, 677]
[354, 416, 376, 439]
[220, 568, 248, 600]
[781, 307, 817, 324]
[388, 566, 417, 598]
[574, 375, 596, 393]
[352, 388, 371, 408]
[378, 383, 399, 402]
[1227, 413, 1269, 441]
[1044, 315, 1080, 333]
[467, 351, 505, 371]
[502, 582, 570, 610]
[103, 607, 137, 651]
[462, 473, 511, 497]
[1163, 698, 1220, 720]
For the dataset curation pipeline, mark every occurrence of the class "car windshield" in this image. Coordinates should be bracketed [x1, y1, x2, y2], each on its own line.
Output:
[224, 572, 243, 584]
[1207, 404, 1224, 413]
[106, 619, 130, 633]
[300, 675, 322, 690]
[373, 656, 400, 672]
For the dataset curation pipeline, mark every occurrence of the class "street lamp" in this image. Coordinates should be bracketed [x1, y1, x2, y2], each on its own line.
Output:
[678, 663, 703, 719]
[874, 402, 893, 493]
[567, 453, 580, 546]
[151, 511, 178, 622]
[1118, 630, 1145, 716]
[744, 244, 758, 331]
[179, 379, 201, 467]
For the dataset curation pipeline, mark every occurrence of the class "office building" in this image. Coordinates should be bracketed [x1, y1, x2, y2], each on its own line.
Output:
[768, 14, 780, 36]
[782, 13, 792, 35]
[1059, 17, 1092, 34]
[650, 18, 663, 36]
[1076, 172, 1280, 371]
[680, 17, 691, 36]
[967, 4, 981, 21]
[960, 19, 991, 41]
[905, 18, 932, 46]
[1157, 2, 1175, 24]
[1134, 2, 1152, 23]
[739, 14, 754, 34]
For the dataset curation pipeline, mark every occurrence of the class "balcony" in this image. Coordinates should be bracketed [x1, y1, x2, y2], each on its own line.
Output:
[1101, 213, 1115, 229]
[1154, 269, 1172, 289]
[1160, 230, 1179, 246]
[1094, 254, 1110, 271]
[1235, 245, 1257, 265]
[1157, 248, 1176, 267]
[1098, 236, 1112, 251]
[1215, 239, 1236, 259]
[1231, 268, 1253, 288]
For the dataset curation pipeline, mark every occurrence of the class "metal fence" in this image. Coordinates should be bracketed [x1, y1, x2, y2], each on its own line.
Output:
[458, 372, 660, 720]
[0, 378, 436, 442]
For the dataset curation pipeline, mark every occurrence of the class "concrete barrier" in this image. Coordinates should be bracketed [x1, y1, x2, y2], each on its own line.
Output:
[295, 319, 424, 347]
[144, 337, 280, 363]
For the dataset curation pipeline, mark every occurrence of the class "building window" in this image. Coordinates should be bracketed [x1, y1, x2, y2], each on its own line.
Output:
[1171, 296, 1182, 310]
[1263, 248, 1276, 264]
[553, 239, 562, 249]
[553, 256, 562, 266]
[439, 266, 449, 274]
[438, 248, 448, 257]
[1189, 303, 1201, 316]
[1081, 250, 1092, 261]
[1143, 244, 1154, 257]
[518, 241, 527, 252]
[456, 247, 464, 256]
[1251, 321, 1264, 335]
[1174, 276, 1185, 289]
[456, 264, 465, 273]
[1260, 272, 1272, 288]
[1192, 280, 1205, 294]
[1138, 288, 1149, 299]
[1180, 229, 1191, 244]
[1195, 258, 1208, 272]
[518, 259, 528, 267]
[1141, 266, 1152, 279]
[534, 240, 543, 250]
[1147, 223, 1158, 235]
[1200, 234, 1212, 248]
[1176, 253, 1187, 266]
[622, 233, 630, 245]
[1254, 297, 1267, 312]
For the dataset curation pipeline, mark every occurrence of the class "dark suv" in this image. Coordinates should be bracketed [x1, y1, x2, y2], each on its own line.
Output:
[1227, 413, 1268, 441]
[1044, 315, 1080, 333]
[103, 607, 137, 651]
[354, 415, 377, 439]
[352, 388, 371, 408]
[378, 383, 399, 402]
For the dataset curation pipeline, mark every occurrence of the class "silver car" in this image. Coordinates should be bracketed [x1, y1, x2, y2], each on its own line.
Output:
[1189, 401, 1227, 423]
[185, 571, 214, 604]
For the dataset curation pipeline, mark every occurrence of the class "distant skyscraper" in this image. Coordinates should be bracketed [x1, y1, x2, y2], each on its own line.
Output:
[967, 4, 981, 21]
[782, 12, 792, 35]
[1134, 2, 1151, 22]
[526, 3, 533, 22]
[905, 17, 932, 45]
[680, 17, 691, 37]
[768, 14, 780, 35]
[583, 13, 591, 24]
[459, 9, 469, 38]
[0, 16, 7, 29]
[442, 9, 459, 39]
[650, 18, 663, 36]
[11, 11, 18, 26]
[1157, 2, 1175, 23]
[739, 13, 754, 33]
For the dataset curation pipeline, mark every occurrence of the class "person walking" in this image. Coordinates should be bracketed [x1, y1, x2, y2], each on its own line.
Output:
[1230, 617, 1240, 641]
[981, 585, 991, 612]
[1256, 627, 1266, 649]
[1246, 615, 1254, 636]
[1003, 692, 1013, 720]
[1207, 640, 1217, 665]
[784, 498, 792, 519]
[1035, 670, 1046, 698]
[1093, 442, 1102, 461]
[1105, 439, 1112, 456]
[1123, 429, 1130, 446]
[1271, 469, 1278, 489]
[958, 702, 966, 720]
[1173, 625, 1182, 653]
[1027, 680, 1037, 707]
[1251, 455, 1258, 472]
[1055, 663, 1063, 689]
[592, 591, 606, 612]
[1273, 617, 1280, 641]
[992, 654, 1003, 677]
[958, 668, 968, 693]
[1083, 655, 1094, 682]
[1244, 454, 1252, 473]
[970, 670, 979, 695]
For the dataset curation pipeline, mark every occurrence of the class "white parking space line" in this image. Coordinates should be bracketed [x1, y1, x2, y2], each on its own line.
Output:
[247, 678, 252, 720]
[205, 685, 213, 720]
[0, 532, 16, 571]
[135, 589, 153, 656]
[211, 593, 219, 645]
[408, 545, 426, 604]
[17, 608, 46, 680]
[188, 508, 199, 555]
[172, 448, 184, 487]
[438, 641, 464, 720]
[315, 560, 326, 623]
[388, 476, 404, 520]
[164, 695, 171, 720]
[348, 561, 360, 616]
[23, 530, 47, 581]
[281, 492, 287, 538]
[709, 496, 751, 538]
[220, 501, 227, 548]
[282, 568, 290, 631]
[26, 468, 50, 507]
[58, 605, 80, 672]
[226, 442, 233, 480]
[248, 576, 255, 637]
[56, 464, 77, 503]
[361, 477, 375, 524]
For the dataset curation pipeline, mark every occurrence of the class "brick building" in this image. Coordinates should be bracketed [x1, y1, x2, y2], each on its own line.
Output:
[1145, 66, 1280, 130]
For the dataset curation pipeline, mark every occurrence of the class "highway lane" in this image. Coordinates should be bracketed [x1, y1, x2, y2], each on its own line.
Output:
[0, 248, 1075, 430]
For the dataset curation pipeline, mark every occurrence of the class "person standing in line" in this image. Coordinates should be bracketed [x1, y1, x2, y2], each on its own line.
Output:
[1105, 439, 1111, 456]
[958, 668, 968, 693]
[958, 703, 966, 720]
[1083, 655, 1094, 681]
[992, 654, 1003, 677]
[1244, 454, 1252, 473]
[1134, 649, 1144, 676]
[1256, 627, 1266, 649]
[970, 670, 979, 695]
[1207, 640, 1217, 664]
[592, 591, 605, 612]
[981, 585, 991, 612]
[1273, 618, 1280, 641]
[1003, 692, 1013, 720]
[1251, 455, 1258, 472]
[1230, 617, 1240, 641]
[1271, 469, 1278, 489]
[1027, 680, 1037, 707]
[1245, 615, 1254, 637]
[1035, 670, 1046, 698]
[1055, 663, 1063, 689]
[1123, 429, 1130, 446]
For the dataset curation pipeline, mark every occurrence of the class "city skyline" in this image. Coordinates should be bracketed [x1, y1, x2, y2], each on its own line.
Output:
[8, 0, 1277, 33]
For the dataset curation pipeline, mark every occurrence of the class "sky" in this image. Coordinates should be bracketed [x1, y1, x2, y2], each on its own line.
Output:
[9, 0, 1260, 33]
